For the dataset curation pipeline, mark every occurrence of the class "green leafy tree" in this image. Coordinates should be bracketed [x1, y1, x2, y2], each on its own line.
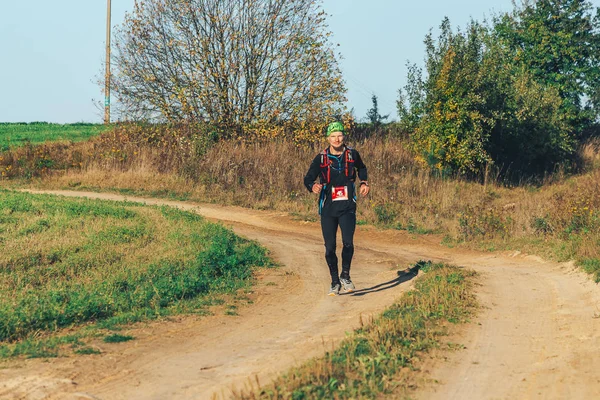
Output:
[365, 94, 389, 127]
[400, 19, 497, 175]
[112, 0, 346, 125]
[491, 71, 575, 176]
[398, 16, 576, 178]
[397, 63, 425, 134]
[494, 0, 600, 127]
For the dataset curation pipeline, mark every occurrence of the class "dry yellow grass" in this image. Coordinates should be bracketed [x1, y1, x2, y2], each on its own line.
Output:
[3, 128, 599, 277]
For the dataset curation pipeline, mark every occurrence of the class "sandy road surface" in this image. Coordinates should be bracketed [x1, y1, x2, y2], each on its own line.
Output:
[1, 190, 600, 400]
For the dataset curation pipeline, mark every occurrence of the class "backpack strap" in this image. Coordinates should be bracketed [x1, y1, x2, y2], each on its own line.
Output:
[320, 147, 357, 183]
[320, 148, 331, 184]
[345, 147, 355, 180]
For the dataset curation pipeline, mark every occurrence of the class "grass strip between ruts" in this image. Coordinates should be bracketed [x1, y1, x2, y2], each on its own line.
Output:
[236, 261, 477, 400]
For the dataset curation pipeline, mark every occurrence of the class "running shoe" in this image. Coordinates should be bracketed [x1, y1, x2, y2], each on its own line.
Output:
[328, 283, 341, 296]
[340, 278, 355, 292]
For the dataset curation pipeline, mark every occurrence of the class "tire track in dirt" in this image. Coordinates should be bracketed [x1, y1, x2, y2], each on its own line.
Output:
[1, 190, 418, 400]
[415, 256, 600, 400]
[1, 190, 599, 400]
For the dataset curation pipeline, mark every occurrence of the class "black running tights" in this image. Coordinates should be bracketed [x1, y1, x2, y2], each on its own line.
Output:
[321, 212, 356, 284]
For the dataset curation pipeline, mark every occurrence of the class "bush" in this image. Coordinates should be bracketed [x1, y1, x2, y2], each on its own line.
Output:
[398, 17, 578, 181]
[373, 204, 397, 225]
[457, 204, 511, 240]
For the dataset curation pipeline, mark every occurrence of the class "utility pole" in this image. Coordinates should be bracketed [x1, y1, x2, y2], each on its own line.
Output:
[104, 0, 112, 124]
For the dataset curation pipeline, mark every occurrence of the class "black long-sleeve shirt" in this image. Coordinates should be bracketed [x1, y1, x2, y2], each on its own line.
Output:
[303, 146, 368, 217]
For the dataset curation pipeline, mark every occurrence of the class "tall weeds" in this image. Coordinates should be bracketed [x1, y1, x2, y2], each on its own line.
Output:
[2, 124, 600, 278]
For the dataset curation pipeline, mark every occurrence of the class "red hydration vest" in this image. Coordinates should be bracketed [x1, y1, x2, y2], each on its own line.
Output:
[319, 147, 355, 184]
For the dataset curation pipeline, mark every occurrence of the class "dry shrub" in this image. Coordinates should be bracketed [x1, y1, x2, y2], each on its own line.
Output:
[0, 142, 91, 179]
[579, 138, 600, 171]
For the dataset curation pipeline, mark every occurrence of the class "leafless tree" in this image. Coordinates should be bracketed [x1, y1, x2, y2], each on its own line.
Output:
[112, 0, 347, 126]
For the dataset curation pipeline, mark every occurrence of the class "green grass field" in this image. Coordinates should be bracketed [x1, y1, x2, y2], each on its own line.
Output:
[0, 122, 110, 150]
[0, 190, 272, 357]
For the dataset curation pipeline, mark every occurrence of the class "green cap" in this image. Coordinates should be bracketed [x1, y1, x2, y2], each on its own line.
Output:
[326, 121, 345, 137]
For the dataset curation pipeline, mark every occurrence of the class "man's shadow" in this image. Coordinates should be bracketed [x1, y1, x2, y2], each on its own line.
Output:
[341, 263, 421, 297]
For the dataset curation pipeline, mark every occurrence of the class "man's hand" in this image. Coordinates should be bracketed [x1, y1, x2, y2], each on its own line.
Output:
[359, 184, 370, 197]
[312, 183, 323, 194]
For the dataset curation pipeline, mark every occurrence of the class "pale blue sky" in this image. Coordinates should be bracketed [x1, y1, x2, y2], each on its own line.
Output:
[1, 1, 598, 123]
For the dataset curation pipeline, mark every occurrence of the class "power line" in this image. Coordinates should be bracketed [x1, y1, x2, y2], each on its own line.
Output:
[104, 0, 111, 124]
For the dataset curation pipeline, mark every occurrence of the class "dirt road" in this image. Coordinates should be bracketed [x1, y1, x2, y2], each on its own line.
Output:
[1, 190, 599, 400]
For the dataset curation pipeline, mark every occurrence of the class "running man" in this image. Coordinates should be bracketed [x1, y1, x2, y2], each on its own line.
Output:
[304, 121, 370, 296]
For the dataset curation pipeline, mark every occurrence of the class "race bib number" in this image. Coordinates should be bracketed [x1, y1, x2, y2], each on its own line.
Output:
[331, 186, 348, 201]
